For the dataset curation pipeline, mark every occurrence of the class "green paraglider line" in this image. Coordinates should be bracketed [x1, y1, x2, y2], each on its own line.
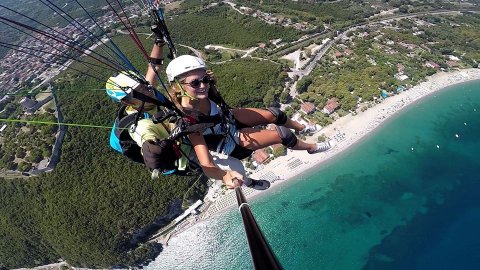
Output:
[4, 89, 108, 97]
[0, 118, 126, 130]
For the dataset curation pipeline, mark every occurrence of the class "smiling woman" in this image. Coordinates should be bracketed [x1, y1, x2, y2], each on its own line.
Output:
[158, 54, 336, 189]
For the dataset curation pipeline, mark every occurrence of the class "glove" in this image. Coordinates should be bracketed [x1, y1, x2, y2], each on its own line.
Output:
[151, 25, 166, 47]
[206, 70, 217, 84]
[142, 139, 181, 172]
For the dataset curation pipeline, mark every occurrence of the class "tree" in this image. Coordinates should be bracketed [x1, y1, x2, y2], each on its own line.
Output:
[280, 92, 290, 103]
[263, 90, 277, 107]
[398, 5, 409, 13]
[296, 75, 313, 94]
[305, 48, 312, 58]
[16, 148, 27, 159]
[272, 146, 286, 158]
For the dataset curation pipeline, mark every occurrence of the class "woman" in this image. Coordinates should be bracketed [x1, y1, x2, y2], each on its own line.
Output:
[165, 55, 335, 188]
[106, 41, 260, 186]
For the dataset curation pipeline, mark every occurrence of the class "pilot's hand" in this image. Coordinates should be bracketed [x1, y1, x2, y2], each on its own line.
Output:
[223, 170, 244, 189]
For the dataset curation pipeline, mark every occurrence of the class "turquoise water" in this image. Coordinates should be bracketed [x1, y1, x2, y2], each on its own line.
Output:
[147, 80, 480, 270]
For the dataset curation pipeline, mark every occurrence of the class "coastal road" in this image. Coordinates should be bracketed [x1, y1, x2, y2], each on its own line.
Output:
[178, 44, 204, 58]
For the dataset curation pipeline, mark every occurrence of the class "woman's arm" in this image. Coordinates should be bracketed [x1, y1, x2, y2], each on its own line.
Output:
[145, 43, 164, 86]
[188, 133, 243, 188]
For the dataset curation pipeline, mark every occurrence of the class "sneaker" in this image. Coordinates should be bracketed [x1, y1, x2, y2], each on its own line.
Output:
[246, 178, 271, 190]
[308, 140, 335, 154]
[300, 124, 319, 135]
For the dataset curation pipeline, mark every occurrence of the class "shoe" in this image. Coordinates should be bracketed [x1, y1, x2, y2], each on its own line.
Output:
[300, 124, 319, 135]
[308, 140, 335, 154]
[246, 178, 271, 190]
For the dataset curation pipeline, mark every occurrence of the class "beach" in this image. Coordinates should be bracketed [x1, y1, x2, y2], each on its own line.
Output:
[251, 69, 480, 183]
[196, 68, 480, 219]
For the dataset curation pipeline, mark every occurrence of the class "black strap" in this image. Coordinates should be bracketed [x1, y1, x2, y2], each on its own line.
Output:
[133, 101, 145, 127]
[149, 57, 164, 65]
[152, 108, 177, 124]
[154, 37, 166, 47]
[115, 106, 135, 137]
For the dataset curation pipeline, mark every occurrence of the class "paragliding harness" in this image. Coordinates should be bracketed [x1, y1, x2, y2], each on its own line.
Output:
[108, 101, 187, 173]
[109, 105, 150, 164]
[201, 82, 255, 160]
[109, 96, 224, 176]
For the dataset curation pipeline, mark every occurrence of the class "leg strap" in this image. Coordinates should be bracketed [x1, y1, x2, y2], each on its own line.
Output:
[267, 107, 288, 125]
[275, 126, 298, 149]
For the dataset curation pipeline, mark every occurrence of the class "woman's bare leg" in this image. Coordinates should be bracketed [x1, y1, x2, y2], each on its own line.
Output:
[238, 128, 316, 152]
[284, 119, 304, 133]
[233, 108, 306, 132]
[232, 108, 275, 126]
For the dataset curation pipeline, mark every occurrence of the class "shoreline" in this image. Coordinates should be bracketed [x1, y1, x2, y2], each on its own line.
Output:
[248, 68, 480, 189]
[162, 68, 480, 240]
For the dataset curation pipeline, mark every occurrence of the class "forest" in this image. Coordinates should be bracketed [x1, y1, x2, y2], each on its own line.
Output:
[167, 4, 301, 49]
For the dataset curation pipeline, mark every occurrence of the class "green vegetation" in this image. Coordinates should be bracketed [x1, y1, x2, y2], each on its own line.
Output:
[301, 13, 480, 113]
[211, 58, 288, 108]
[168, 5, 301, 49]
[272, 145, 286, 158]
[235, 0, 377, 26]
[0, 113, 57, 171]
[0, 179, 59, 268]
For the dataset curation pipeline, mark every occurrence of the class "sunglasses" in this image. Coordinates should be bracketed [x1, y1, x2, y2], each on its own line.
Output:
[181, 75, 212, 88]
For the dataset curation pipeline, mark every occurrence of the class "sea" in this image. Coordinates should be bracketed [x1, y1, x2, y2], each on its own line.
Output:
[146, 80, 480, 270]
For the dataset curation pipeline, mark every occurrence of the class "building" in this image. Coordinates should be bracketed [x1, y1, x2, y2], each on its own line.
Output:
[322, 98, 339, 115]
[300, 102, 316, 114]
[425, 61, 440, 69]
[381, 89, 389, 99]
[395, 73, 409, 81]
[396, 85, 406, 93]
[252, 149, 270, 165]
[446, 60, 459, 68]
[19, 97, 37, 111]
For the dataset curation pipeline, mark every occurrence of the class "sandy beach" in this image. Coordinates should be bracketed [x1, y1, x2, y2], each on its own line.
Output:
[197, 68, 480, 219]
[251, 68, 480, 184]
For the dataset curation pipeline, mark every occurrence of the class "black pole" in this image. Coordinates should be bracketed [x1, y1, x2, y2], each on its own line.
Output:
[234, 187, 283, 270]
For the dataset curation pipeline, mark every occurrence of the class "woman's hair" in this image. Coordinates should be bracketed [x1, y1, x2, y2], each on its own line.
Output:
[207, 81, 225, 106]
[167, 83, 184, 112]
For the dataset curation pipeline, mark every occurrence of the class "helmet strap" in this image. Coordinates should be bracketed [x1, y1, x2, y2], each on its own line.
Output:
[174, 80, 197, 101]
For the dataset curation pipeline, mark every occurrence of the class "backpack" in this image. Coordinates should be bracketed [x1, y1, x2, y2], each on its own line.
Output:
[109, 105, 149, 164]
[110, 106, 227, 175]
[109, 106, 202, 176]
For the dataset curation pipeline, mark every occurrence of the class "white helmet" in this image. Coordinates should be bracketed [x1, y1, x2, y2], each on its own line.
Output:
[105, 72, 140, 102]
[166, 55, 207, 82]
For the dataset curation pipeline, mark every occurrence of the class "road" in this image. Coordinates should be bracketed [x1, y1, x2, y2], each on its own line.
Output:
[177, 44, 204, 58]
